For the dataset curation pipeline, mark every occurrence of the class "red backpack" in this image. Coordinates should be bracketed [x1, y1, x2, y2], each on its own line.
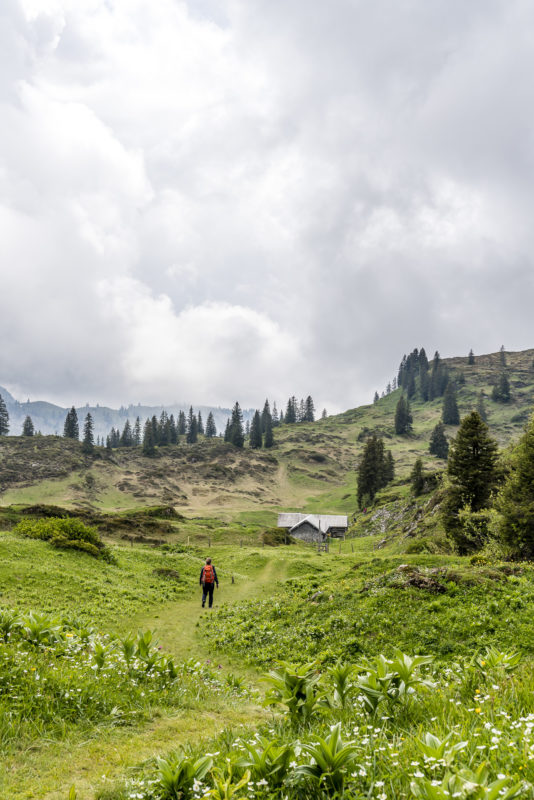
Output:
[203, 564, 215, 584]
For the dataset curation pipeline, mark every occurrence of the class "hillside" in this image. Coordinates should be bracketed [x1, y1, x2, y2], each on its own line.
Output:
[1, 347, 533, 525]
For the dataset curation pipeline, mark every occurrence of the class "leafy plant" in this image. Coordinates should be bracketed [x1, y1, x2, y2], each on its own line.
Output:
[294, 722, 360, 795]
[324, 661, 357, 708]
[205, 765, 251, 800]
[155, 753, 213, 799]
[237, 737, 294, 787]
[262, 661, 326, 726]
[20, 610, 62, 645]
[411, 763, 524, 800]
[475, 646, 522, 675]
[415, 731, 468, 767]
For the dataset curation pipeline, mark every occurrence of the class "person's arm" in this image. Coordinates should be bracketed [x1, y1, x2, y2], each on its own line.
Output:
[199, 567, 204, 585]
[213, 566, 219, 586]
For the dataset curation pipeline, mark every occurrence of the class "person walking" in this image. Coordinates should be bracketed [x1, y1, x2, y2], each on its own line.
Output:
[200, 557, 219, 609]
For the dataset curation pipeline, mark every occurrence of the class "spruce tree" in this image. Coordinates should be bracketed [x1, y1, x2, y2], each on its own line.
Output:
[63, 406, 79, 439]
[498, 413, 534, 558]
[245, 419, 250, 437]
[249, 410, 263, 448]
[142, 418, 156, 456]
[106, 435, 112, 452]
[443, 411, 499, 552]
[82, 413, 94, 454]
[177, 410, 186, 435]
[133, 416, 142, 446]
[119, 419, 132, 447]
[410, 458, 425, 496]
[500, 345, 507, 366]
[492, 373, 511, 403]
[264, 414, 274, 448]
[0, 394, 9, 435]
[394, 395, 412, 435]
[279, 409, 284, 424]
[384, 451, 395, 483]
[321, 408, 327, 419]
[158, 411, 169, 445]
[357, 435, 392, 508]
[304, 395, 315, 422]
[151, 415, 159, 446]
[442, 381, 460, 425]
[169, 414, 178, 444]
[197, 411, 204, 435]
[224, 418, 231, 442]
[261, 400, 272, 432]
[229, 402, 245, 448]
[285, 397, 297, 424]
[22, 415, 34, 436]
[373, 391, 379, 404]
[186, 406, 198, 444]
[205, 412, 217, 438]
[429, 422, 449, 459]
[468, 349, 475, 365]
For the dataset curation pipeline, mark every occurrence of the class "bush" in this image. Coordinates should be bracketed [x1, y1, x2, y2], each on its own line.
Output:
[15, 517, 114, 561]
[261, 528, 293, 546]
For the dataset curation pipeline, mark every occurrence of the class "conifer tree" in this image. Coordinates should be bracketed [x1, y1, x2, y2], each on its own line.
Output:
[151, 415, 159, 446]
[177, 410, 186, 435]
[394, 395, 412, 435]
[133, 416, 142, 446]
[304, 396, 315, 422]
[442, 381, 460, 425]
[357, 435, 393, 508]
[386, 382, 392, 395]
[249, 410, 263, 449]
[261, 399, 272, 433]
[321, 408, 327, 419]
[169, 414, 177, 444]
[492, 373, 511, 403]
[476, 391, 488, 422]
[500, 344, 507, 366]
[498, 413, 534, 558]
[63, 406, 79, 439]
[186, 406, 198, 444]
[205, 412, 217, 438]
[410, 458, 425, 496]
[197, 411, 204, 435]
[406, 370, 416, 399]
[264, 414, 274, 448]
[120, 419, 133, 447]
[245, 419, 250, 437]
[429, 422, 449, 459]
[106, 435, 112, 452]
[443, 411, 499, 553]
[373, 391, 379, 404]
[22, 415, 34, 436]
[384, 451, 395, 483]
[279, 409, 284, 424]
[224, 418, 231, 442]
[142, 418, 155, 456]
[285, 397, 297, 424]
[272, 402, 279, 427]
[0, 394, 9, 435]
[82, 413, 94, 454]
[229, 402, 245, 448]
[468, 349, 475, 365]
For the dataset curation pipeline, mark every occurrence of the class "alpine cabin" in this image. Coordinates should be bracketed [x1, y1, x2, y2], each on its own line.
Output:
[277, 513, 348, 544]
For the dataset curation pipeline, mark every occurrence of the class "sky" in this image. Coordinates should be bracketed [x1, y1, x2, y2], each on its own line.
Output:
[1, 0, 534, 414]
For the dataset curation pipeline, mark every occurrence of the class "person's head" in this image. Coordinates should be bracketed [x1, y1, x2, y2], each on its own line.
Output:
[206, 557, 212, 565]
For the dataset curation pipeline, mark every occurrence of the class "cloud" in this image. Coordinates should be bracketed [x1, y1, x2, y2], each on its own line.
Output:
[1, 0, 534, 412]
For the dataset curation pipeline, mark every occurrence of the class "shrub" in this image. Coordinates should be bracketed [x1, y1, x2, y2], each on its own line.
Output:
[15, 517, 114, 561]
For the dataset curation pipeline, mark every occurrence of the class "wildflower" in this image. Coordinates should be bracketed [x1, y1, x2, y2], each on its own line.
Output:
[475, 708, 482, 713]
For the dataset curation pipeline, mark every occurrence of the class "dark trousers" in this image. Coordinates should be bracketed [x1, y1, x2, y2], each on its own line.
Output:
[202, 582, 215, 608]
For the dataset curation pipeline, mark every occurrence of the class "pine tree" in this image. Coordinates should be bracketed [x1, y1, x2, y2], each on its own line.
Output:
[500, 345, 507, 366]
[373, 391, 379, 404]
[186, 406, 198, 444]
[357, 435, 392, 508]
[197, 411, 204, 435]
[82, 413, 94, 454]
[384, 451, 395, 483]
[229, 402, 244, 448]
[443, 411, 499, 552]
[63, 406, 79, 439]
[272, 402, 279, 427]
[261, 400, 271, 432]
[386, 382, 392, 395]
[468, 349, 475, 365]
[0, 394, 9, 435]
[410, 458, 425, 496]
[285, 397, 297, 424]
[245, 419, 250, 437]
[151, 415, 159, 446]
[106, 435, 112, 452]
[205, 412, 217, 438]
[442, 381, 460, 425]
[22, 415, 34, 436]
[406, 370, 416, 399]
[133, 416, 142, 446]
[476, 391, 488, 422]
[177, 410, 186, 435]
[142, 418, 156, 456]
[492, 373, 511, 403]
[498, 413, 534, 558]
[224, 418, 231, 442]
[169, 414, 177, 444]
[264, 414, 274, 448]
[429, 422, 449, 459]
[394, 395, 412, 435]
[321, 408, 327, 419]
[249, 410, 263, 449]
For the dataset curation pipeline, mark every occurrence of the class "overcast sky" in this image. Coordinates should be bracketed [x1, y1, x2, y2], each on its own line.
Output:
[1, 0, 534, 413]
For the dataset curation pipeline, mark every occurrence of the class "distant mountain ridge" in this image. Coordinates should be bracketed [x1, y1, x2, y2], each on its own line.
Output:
[0, 387, 254, 440]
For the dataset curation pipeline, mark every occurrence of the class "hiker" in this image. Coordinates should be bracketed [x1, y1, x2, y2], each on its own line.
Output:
[200, 557, 219, 609]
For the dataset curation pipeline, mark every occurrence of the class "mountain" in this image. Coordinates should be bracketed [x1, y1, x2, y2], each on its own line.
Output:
[0, 387, 254, 441]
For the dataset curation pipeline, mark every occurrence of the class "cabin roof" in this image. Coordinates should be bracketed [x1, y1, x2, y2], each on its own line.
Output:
[277, 513, 348, 531]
